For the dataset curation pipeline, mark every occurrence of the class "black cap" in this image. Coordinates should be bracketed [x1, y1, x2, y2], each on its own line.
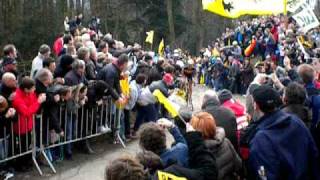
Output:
[252, 85, 282, 113]
[2, 57, 17, 66]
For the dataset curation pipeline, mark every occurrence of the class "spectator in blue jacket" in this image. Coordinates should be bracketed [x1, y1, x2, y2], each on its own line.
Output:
[138, 119, 188, 168]
[247, 85, 320, 180]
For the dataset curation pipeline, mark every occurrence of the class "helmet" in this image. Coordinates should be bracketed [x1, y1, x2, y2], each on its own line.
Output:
[187, 59, 194, 65]
[176, 60, 184, 69]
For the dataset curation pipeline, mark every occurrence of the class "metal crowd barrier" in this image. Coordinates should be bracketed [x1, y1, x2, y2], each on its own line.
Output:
[0, 97, 125, 176]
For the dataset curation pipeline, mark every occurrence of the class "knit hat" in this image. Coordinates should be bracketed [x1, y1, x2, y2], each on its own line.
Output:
[162, 73, 174, 85]
[252, 85, 282, 112]
[218, 89, 233, 104]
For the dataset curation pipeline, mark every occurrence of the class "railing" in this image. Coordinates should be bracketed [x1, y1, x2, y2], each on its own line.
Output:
[0, 97, 124, 175]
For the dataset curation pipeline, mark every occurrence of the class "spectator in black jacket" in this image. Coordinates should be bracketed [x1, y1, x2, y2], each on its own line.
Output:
[0, 96, 16, 177]
[201, 90, 238, 151]
[98, 54, 129, 106]
[35, 68, 55, 147]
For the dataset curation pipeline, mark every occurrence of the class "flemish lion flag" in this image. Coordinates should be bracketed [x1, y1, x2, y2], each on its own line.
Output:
[158, 38, 165, 57]
[202, 0, 287, 18]
[145, 30, 154, 44]
[153, 90, 179, 118]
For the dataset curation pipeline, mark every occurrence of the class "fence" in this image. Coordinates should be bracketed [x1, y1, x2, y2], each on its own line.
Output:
[0, 97, 124, 176]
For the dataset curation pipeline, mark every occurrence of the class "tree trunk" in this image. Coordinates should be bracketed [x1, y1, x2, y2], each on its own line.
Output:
[166, 0, 175, 47]
[195, 0, 204, 55]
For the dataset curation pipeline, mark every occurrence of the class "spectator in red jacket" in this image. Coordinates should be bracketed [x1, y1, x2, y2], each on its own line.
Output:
[12, 77, 46, 171]
[218, 89, 245, 118]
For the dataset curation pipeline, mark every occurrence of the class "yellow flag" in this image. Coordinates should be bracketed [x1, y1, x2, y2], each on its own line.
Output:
[145, 30, 154, 44]
[117, 77, 130, 109]
[157, 171, 187, 180]
[153, 90, 179, 118]
[202, 0, 287, 18]
[120, 78, 130, 97]
[158, 39, 165, 57]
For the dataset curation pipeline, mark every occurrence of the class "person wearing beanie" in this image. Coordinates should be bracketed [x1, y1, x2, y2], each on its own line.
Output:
[218, 89, 246, 118]
[242, 85, 320, 180]
[0, 57, 18, 80]
[54, 55, 75, 79]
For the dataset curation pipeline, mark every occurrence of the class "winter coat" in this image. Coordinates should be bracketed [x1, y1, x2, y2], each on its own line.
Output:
[64, 70, 87, 86]
[12, 89, 40, 135]
[98, 63, 122, 100]
[0, 84, 16, 101]
[36, 80, 62, 133]
[53, 37, 63, 56]
[222, 99, 245, 118]
[45, 85, 63, 133]
[149, 80, 169, 97]
[153, 131, 218, 180]
[202, 98, 238, 151]
[160, 127, 188, 168]
[205, 128, 242, 180]
[138, 80, 170, 106]
[241, 64, 254, 86]
[54, 55, 74, 78]
[248, 110, 320, 180]
[0, 109, 15, 138]
[85, 59, 97, 80]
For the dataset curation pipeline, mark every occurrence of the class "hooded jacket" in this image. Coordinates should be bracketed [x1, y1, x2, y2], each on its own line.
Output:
[248, 110, 320, 180]
[202, 98, 238, 151]
[205, 128, 242, 180]
[153, 132, 218, 180]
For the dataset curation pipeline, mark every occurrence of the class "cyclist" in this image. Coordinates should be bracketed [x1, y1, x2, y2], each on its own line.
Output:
[183, 59, 196, 108]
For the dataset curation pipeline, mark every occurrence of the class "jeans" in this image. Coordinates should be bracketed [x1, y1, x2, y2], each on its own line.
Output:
[134, 104, 158, 131]
[65, 114, 77, 156]
[0, 136, 9, 160]
[123, 109, 131, 136]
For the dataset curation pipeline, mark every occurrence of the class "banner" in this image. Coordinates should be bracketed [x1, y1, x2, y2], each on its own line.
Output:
[288, 0, 317, 12]
[293, 5, 319, 33]
[202, 0, 287, 18]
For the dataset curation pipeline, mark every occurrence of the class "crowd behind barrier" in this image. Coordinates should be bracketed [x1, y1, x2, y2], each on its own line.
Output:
[0, 96, 122, 176]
